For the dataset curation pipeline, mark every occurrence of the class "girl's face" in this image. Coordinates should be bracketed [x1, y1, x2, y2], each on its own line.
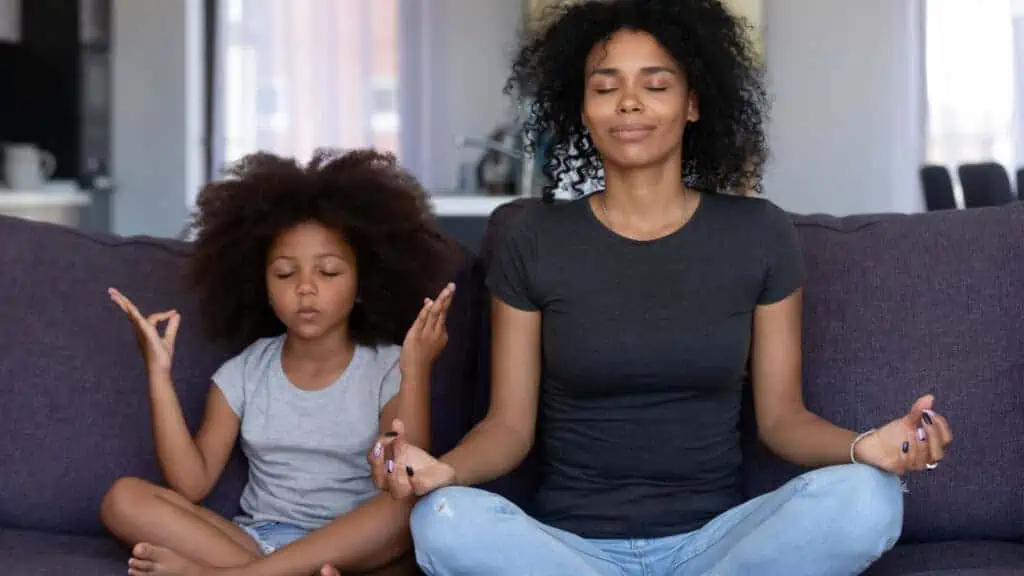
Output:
[265, 221, 358, 341]
[581, 29, 700, 171]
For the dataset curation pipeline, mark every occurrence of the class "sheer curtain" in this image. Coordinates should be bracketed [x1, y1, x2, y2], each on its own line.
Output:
[925, 0, 1016, 199]
[209, 0, 402, 191]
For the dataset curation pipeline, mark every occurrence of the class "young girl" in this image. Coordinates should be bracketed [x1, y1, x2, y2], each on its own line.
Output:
[100, 148, 456, 576]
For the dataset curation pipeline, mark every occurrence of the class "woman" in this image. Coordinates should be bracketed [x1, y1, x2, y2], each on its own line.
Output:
[373, 1, 953, 575]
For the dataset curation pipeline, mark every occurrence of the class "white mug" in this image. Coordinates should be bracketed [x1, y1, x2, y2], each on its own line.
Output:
[4, 143, 58, 190]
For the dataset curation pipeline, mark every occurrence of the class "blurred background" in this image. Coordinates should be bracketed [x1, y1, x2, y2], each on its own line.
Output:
[0, 0, 1020, 251]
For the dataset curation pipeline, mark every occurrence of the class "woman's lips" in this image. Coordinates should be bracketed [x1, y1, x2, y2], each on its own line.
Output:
[609, 123, 656, 142]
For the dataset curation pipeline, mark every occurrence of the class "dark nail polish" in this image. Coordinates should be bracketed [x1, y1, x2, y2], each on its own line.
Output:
[922, 412, 933, 425]
[901, 441, 910, 453]
[406, 465, 415, 476]
[384, 431, 399, 438]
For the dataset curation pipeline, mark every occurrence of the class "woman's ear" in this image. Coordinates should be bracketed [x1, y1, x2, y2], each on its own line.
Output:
[686, 90, 700, 122]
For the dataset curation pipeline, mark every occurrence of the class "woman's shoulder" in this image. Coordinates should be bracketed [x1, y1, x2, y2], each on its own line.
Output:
[703, 192, 794, 231]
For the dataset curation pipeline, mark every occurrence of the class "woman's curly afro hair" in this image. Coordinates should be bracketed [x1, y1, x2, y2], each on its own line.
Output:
[506, 0, 769, 199]
[186, 148, 456, 350]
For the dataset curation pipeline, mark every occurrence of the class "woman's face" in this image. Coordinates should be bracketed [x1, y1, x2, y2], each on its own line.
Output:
[581, 29, 699, 171]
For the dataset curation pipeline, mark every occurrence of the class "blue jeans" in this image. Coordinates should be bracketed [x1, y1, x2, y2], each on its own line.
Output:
[410, 464, 903, 576]
[236, 520, 310, 555]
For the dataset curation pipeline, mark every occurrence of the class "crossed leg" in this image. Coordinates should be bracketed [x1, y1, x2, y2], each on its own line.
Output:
[100, 476, 262, 573]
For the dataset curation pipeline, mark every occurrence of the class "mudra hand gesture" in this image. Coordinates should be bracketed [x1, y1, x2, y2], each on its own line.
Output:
[854, 394, 953, 474]
[370, 418, 456, 498]
[108, 287, 180, 374]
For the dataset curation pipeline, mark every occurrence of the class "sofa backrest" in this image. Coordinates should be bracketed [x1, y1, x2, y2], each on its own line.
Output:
[475, 198, 1024, 543]
[745, 203, 1024, 543]
[0, 215, 479, 537]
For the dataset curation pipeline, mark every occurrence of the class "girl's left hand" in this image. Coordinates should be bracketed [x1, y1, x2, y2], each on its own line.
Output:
[399, 282, 455, 375]
[855, 394, 954, 474]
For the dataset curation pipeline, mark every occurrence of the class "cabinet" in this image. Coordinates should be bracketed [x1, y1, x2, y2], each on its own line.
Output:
[18, 0, 113, 232]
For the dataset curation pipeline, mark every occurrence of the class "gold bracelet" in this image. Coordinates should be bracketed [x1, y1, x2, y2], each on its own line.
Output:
[850, 429, 876, 464]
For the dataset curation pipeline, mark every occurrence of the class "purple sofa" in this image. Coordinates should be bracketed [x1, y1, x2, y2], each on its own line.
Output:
[1, 197, 1022, 575]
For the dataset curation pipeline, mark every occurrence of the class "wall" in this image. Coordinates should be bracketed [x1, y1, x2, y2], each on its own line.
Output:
[400, 0, 524, 193]
[761, 0, 925, 215]
[110, 0, 204, 237]
[0, 0, 18, 42]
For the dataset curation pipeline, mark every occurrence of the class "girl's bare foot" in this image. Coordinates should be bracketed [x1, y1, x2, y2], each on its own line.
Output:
[129, 543, 204, 575]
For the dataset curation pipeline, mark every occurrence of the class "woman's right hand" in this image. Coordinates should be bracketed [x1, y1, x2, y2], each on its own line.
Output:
[108, 287, 180, 374]
[369, 419, 456, 499]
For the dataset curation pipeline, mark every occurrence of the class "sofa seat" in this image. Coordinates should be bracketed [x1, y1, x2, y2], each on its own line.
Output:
[0, 527, 126, 574]
[866, 540, 1024, 575]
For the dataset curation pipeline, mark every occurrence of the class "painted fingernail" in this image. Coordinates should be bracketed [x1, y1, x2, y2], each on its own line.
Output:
[916, 426, 926, 441]
[406, 465, 415, 476]
[901, 441, 910, 453]
[386, 460, 394, 474]
[383, 431, 398, 438]
[373, 442, 382, 458]
[922, 411, 933, 425]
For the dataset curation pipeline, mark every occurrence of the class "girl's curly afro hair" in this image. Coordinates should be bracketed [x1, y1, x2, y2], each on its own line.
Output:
[507, 0, 769, 199]
[186, 148, 456, 350]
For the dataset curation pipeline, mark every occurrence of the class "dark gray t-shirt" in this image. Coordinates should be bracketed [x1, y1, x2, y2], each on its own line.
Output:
[486, 192, 805, 539]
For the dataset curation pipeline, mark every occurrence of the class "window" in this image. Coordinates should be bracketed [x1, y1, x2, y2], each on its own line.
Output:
[210, 0, 400, 174]
[925, 0, 1016, 175]
[370, 76, 398, 133]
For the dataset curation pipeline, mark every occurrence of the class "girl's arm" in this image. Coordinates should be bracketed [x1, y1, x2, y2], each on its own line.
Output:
[107, 288, 239, 503]
[149, 371, 240, 503]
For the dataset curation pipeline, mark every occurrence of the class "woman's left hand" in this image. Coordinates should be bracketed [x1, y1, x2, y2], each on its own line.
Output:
[854, 394, 953, 475]
[399, 283, 455, 375]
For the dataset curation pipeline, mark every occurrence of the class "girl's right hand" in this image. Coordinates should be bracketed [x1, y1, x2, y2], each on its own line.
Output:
[369, 418, 456, 499]
[108, 287, 180, 374]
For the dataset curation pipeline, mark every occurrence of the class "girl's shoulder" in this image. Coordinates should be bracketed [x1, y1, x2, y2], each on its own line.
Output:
[359, 343, 401, 375]
[215, 335, 285, 381]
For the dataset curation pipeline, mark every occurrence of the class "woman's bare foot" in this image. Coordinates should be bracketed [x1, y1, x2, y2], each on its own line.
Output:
[129, 543, 205, 575]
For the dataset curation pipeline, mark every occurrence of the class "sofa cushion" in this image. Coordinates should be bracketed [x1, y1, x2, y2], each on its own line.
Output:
[0, 528, 126, 575]
[742, 204, 1024, 543]
[0, 215, 247, 536]
[866, 541, 1024, 575]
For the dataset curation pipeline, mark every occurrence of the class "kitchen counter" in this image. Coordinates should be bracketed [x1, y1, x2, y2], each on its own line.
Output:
[0, 183, 92, 226]
[429, 195, 523, 217]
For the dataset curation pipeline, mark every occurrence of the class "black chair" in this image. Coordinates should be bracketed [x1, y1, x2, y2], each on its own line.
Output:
[957, 162, 1015, 207]
[919, 165, 957, 211]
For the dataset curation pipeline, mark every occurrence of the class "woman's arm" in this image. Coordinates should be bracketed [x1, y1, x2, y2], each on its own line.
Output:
[150, 373, 240, 502]
[750, 289, 859, 467]
[439, 297, 541, 486]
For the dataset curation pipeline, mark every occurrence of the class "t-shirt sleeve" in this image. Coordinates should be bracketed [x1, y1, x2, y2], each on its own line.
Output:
[485, 211, 541, 311]
[378, 346, 402, 413]
[757, 200, 806, 305]
[211, 351, 247, 417]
